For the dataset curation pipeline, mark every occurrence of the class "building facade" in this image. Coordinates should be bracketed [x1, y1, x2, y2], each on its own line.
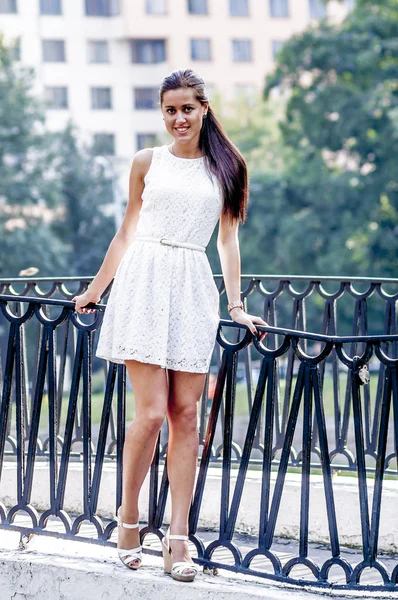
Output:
[0, 0, 351, 176]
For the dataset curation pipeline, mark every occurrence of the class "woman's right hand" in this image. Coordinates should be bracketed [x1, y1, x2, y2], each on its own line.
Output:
[72, 290, 101, 314]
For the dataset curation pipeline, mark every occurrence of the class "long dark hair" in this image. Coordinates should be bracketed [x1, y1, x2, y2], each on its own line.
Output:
[159, 68, 248, 223]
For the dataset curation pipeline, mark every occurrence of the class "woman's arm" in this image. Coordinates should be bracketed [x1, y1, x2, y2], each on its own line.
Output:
[217, 211, 267, 341]
[73, 148, 152, 313]
[216, 213, 242, 310]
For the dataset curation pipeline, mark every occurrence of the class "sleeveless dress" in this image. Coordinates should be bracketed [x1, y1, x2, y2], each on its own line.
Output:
[95, 144, 223, 373]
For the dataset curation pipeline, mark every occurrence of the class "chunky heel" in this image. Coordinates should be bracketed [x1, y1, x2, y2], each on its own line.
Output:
[161, 529, 199, 582]
[161, 536, 173, 574]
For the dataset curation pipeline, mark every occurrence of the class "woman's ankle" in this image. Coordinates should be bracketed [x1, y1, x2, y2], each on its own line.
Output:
[119, 504, 139, 523]
[169, 522, 189, 536]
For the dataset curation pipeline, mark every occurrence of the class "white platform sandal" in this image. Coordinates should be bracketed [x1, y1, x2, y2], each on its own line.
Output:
[161, 529, 199, 582]
[115, 508, 142, 570]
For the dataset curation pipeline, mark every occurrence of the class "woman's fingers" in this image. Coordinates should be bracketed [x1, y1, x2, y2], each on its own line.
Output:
[249, 316, 268, 341]
[231, 313, 268, 341]
[72, 294, 94, 314]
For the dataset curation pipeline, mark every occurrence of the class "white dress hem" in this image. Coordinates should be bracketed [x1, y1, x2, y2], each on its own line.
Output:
[95, 352, 212, 373]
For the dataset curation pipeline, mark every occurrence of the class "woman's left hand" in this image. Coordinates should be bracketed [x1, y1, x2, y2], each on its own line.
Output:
[229, 308, 268, 343]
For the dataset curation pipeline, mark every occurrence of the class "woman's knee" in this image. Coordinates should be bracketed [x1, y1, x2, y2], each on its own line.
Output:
[126, 361, 169, 431]
[168, 402, 198, 433]
[135, 408, 166, 433]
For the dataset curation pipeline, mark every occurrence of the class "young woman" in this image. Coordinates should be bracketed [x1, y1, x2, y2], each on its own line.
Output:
[72, 68, 267, 583]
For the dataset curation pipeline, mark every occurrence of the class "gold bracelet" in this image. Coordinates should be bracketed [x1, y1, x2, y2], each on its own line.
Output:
[228, 300, 244, 313]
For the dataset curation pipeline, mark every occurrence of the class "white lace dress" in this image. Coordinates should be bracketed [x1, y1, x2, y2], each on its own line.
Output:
[95, 144, 223, 373]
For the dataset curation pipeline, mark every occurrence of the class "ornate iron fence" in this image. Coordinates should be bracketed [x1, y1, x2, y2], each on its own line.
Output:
[1, 277, 398, 591]
[1, 275, 397, 473]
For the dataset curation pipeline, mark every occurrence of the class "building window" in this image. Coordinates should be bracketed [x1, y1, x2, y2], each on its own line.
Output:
[190, 39, 211, 61]
[232, 39, 252, 62]
[0, 0, 17, 12]
[85, 0, 120, 16]
[88, 40, 109, 63]
[309, 0, 326, 18]
[229, 0, 248, 16]
[134, 88, 158, 110]
[40, 0, 62, 14]
[131, 39, 166, 63]
[271, 40, 285, 60]
[91, 87, 112, 109]
[136, 133, 156, 151]
[45, 86, 68, 109]
[188, 0, 207, 15]
[269, 0, 289, 18]
[146, 0, 166, 14]
[93, 133, 115, 155]
[42, 40, 66, 62]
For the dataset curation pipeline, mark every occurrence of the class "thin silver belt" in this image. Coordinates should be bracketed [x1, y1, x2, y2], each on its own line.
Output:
[135, 235, 206, 252]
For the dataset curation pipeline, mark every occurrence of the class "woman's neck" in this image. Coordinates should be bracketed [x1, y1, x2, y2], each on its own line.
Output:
[170, 141, 203, 159]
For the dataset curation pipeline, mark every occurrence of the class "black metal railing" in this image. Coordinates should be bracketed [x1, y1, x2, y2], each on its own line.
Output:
[1, 275, 398, 473]
[0, 278, 398, 591]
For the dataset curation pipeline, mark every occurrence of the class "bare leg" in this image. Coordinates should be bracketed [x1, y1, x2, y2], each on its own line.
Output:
[118, 360, 169, 566]
[166, 369, 207, 564]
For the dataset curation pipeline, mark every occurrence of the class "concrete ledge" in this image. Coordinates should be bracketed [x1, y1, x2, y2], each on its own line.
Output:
[0, 533, 394, 600]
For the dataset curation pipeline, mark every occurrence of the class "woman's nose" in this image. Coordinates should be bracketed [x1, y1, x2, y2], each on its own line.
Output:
[175, 113, 187, 124]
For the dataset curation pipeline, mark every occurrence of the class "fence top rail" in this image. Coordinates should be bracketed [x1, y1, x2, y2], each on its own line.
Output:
[1, 274, 398, 284]
[2, 294, 398, 344]
[220, 319, 398, 344]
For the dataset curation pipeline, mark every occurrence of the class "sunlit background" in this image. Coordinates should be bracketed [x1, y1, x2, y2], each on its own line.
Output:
[1, 0, 396, 280]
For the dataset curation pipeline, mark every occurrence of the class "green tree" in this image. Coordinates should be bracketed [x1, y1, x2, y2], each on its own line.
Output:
[206, 92, 294, 276]
[0, 36, 115, 278]
[0, 35, 66, 277]
[263, 0, 398, 277]
[52, 125, 116, 277]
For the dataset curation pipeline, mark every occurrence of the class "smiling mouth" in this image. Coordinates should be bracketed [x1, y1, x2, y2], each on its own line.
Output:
[175, 127, 189, 132]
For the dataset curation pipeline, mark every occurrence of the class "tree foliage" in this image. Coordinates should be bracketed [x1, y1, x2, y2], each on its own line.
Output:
[261, 0, 398, 276]
[51, 125, 116, 277]
[0, 34, 66, 276]
[0, 36, 114, 278]
[209, 0, 398, 278]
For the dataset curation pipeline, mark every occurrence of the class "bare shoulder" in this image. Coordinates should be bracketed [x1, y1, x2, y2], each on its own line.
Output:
[130, 147, 155, 181]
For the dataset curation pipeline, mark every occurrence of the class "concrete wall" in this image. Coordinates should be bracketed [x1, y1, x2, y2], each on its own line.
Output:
[1, 461, 397, 553]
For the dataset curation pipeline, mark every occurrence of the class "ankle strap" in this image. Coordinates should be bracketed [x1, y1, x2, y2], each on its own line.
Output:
[168, 534, 188, 541]
[116, 513, 139, 529]
[120, 521, 139, 529]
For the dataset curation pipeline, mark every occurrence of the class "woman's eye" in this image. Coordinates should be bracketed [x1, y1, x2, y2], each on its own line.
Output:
[166, 107, 193, 114]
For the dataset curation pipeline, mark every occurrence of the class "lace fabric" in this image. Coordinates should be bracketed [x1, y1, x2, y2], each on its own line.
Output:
[95, 145, 223, 373]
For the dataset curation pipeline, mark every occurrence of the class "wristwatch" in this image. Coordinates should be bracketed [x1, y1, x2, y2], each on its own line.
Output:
[228, 300, 244, 314]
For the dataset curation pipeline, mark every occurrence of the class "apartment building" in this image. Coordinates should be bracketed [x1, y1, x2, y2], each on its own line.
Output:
[0, 0, 351, 174]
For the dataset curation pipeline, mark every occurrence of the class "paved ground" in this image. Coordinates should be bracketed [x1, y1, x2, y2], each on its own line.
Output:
[1, 529, 398, 600]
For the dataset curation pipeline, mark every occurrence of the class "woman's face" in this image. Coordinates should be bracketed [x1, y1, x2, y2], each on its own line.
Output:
[161, 87, 208, 145]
